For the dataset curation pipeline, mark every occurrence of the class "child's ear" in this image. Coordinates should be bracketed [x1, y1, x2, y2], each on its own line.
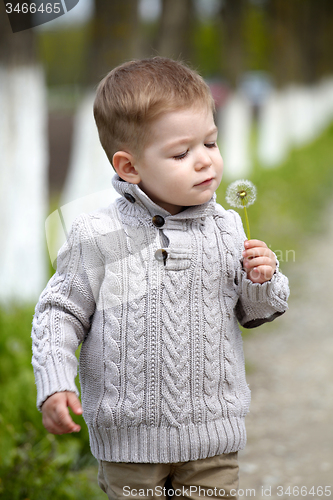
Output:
[112, 151, 141, 184]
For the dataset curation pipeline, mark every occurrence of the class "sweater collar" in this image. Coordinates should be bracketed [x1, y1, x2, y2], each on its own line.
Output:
[112, 174, 216, 221]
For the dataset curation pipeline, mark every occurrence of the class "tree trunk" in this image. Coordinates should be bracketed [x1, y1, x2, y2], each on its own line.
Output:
[154, 0, 194, 61]
[86, 0, 140, 84]
[0, 1, 36, 65]
[298, 0, 333, 83]
[220, 0, 246, 89]
[267, 0, 305, 87]
[0, 3, 48, 304]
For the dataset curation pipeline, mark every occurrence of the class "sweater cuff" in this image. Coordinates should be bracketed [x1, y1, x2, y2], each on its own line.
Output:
[240, 267, 289, 312]
[34, 356, 80, 411]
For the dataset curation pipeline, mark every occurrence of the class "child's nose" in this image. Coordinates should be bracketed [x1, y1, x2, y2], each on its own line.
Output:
[195, 148, 212, 169]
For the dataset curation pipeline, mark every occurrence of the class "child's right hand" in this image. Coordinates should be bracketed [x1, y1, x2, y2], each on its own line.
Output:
[41, 391, 83, 434]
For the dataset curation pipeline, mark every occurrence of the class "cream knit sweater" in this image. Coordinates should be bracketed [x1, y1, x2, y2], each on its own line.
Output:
[32, 175, 289, 463]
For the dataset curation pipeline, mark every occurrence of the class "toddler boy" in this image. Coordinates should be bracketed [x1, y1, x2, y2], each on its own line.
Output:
[32, 57, 289, 499]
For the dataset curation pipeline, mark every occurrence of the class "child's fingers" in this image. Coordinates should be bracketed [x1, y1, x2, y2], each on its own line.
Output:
[42, 392, 81, 434]
[43, 408, 72, 434]
[243, 241, 273, 263]
[244, 257, 276, 283]
[43, 413, 73, 434]
[67, 392, 83, 415]
[243, 255, 273, 270]
[244, 239, 267, 250]
[43, 407, 76, 434]
[242, 240, 276, 283]
[243, 245, 272, 260]
[53, 401, 81, 433]
[248, 265, 275, 283]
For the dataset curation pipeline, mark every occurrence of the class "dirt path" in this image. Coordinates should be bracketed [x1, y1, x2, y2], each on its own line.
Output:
[239, 212, 333, 499]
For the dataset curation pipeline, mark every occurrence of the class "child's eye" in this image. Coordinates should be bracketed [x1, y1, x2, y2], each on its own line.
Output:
[205, 142, 217, 149]
[173, 150, 189, 160]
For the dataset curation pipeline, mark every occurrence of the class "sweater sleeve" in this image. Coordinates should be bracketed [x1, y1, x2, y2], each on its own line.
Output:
[31, 214, 99, 410]
[230, 210, 290, 328]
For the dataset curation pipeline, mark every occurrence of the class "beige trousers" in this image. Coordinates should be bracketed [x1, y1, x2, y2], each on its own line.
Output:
[98, 452, 239, 500]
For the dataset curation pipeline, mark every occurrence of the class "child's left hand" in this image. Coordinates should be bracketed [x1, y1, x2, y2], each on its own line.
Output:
[242, 239, 276, 284]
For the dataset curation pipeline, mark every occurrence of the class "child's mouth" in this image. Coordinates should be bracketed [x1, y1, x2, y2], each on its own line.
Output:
[196, 178, 213, 186]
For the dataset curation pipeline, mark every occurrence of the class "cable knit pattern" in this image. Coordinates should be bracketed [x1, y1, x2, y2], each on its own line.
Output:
[32, 175, 290, 463]
[122, 225, 147, 426]
[201, 218, 224, 419]
[161, 267, 191, 427]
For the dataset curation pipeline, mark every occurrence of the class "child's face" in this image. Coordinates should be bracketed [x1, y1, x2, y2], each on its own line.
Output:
[134, 106, 223, 215]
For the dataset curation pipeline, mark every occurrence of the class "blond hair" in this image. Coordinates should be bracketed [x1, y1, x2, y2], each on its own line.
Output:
[93, 57, 215, 165]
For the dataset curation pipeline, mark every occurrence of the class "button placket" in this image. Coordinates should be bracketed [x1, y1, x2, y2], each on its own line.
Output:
[124, 193, 136, 203]
[154, 248, 168, 266]
[151, 215, 168, 266]
[152, 215, 165, 228]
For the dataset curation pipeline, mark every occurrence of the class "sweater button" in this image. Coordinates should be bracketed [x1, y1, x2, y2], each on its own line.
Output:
[124, 193, 135, 203]
[155, 249, 168, 265]
[152, 215, 165, 227]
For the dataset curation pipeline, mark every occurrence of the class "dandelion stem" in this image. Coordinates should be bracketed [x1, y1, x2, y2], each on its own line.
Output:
[241, 200, 251, 240]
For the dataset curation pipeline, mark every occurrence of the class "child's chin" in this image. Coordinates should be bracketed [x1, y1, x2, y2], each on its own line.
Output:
[199, 191, 214, 203]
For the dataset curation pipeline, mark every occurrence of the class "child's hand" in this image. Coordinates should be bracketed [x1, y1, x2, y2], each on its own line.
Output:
[41, 391, 83, 434]
[242, 239, 276, 284]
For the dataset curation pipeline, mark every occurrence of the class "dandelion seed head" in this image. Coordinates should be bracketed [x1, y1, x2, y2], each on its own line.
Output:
[225, 179, 257, 209]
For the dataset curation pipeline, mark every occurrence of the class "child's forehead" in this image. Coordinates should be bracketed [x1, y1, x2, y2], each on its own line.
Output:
[152, 105, 214, 129]
[144, 106, 217, 148]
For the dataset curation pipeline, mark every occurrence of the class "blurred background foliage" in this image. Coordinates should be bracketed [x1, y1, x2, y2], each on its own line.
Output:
[33, 0, 333, 88]
[1, 0, 333, 497]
